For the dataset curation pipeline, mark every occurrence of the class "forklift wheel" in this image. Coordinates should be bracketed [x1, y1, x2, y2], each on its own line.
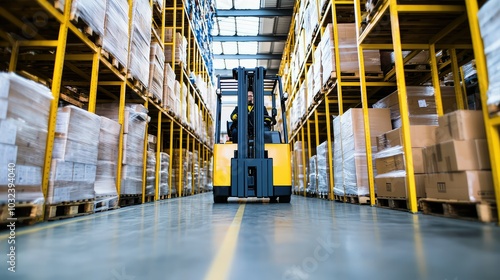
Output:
[269, 196, 278, 203]
[279, 196, 291, 203]
[214, 195, 228, 203]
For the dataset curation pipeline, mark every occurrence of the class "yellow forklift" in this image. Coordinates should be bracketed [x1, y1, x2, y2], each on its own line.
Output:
[212, 67, 292, 203]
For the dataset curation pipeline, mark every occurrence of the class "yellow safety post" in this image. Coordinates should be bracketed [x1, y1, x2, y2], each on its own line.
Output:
[168, 120, 174, 198]
[8, 40, 18, 72]
[42, 0, 70, 210]
[116, 82, 127, 199]
[390, 0, 418, 213]
[450, 49, 466, 109]
[88, 50, 100, 113]
[324, 97, 335, 200]
[155, 111, 162, 201]
[429, 44, 444, 116]
[331, 0, 344, 115]
[141, 101, 149, 204]
[178, 128, 184, 197]
[301, 128, 307, 197]
[465, 0, 500, 224]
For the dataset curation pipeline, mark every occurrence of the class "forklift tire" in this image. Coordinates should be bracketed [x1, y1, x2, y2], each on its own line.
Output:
[279, 196, 291, 203]
[214, 195, 228, 203]
[269, 196, 278, 203]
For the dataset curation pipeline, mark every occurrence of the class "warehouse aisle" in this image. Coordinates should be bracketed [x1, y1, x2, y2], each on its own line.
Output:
[1, 193, 499, 280]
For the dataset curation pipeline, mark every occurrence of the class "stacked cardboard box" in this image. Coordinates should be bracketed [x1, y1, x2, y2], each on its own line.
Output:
[307, 156, 318, 195]
[333, 116, 344, 195]
[159, 152, 170, 195]
[171, 149, 191, 195]
[163, 63, 176, 111]
[58, 0, 106, 37]
[373, 86, 458, 128]
[316, 141, 331, 197]
[146, 151, 156, 195]
[149, 42, 165, 103]
[306, 67, 314, 110]
[479, 0, 500, 113]
[321, 23, 381, 87]
[374, 125, 437, 198]
[103, 0, 129, 68]
[94, 116, 120, 201]
[0, 73, 52, 207]
[313, 47, 322, 96]
[334, 108, 392, 196]
[164, 31, 188, 66]
[293, 141, 305, 193]
[424, 110, 494, 202]
[50, 106, 100, 203]
[96, 103, 148, 195]
[129, 0, 152, 87]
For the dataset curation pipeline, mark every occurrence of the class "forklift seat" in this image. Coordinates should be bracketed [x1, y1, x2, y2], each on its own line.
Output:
[264, 131, 281, 143]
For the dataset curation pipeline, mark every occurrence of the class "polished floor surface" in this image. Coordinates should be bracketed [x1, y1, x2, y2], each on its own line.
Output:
[1, 193, 499, 280]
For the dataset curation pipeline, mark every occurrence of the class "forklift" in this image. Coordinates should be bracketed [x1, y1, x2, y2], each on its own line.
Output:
[212, 67, 292, 203]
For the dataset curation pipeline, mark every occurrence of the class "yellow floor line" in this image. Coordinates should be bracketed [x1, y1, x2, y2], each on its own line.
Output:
[205, 203, 246, 280]
[0, 206, 136, 240]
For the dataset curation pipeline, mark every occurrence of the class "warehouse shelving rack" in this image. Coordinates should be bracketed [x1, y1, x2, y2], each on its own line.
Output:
[0, 0, 214, 219]
[164, 0, 214, 198]
[353, 0, 499, 216]
[282, 0, 397, 201]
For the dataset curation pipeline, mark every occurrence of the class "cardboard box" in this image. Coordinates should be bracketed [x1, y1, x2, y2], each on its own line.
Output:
[377, 125, 437, 151]
[432, 139, 490, 172]
[436, 110, 486, 142]
[375, 147, 425, 174]
[425, 171, 495, 202]
[375, 173, 426, 198]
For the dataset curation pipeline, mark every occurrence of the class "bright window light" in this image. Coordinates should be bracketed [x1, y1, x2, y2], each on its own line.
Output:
[236, 17, 259, 36]
[222, 42, 238, 54]
[239, 59, 257, 68]
[217, 17, 236, 36]
[234, 0, 260, 9]
[215, 0, 233, 9]
[225, 59, 240, 69]
[212, 42, 223, 54]
[238, 42, 258, 54]
[213, 59, 226, 69]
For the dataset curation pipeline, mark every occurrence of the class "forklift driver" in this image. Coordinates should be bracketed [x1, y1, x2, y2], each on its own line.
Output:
[229, 90, 272, 143]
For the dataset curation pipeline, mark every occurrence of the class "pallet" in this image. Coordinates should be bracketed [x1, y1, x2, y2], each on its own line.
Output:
[488, 103, 500, 116]
[119, 194, 142, 207]
[419, 198, 498, 223]
[101, 49, 127, 75]
[94, 196, 119, 213]
[69, 12, 103, 47]
[158, 194, 169, 200]
[345, 195, 371, 205]
[377, 197, 412, 212]
[0, 202, 44, 225]
[127, 74, 146, 94]
[144, 195, 155, 203]
[322, 71, 384, 92]
[334, 194, 345, 202]
[46, 199, 94, 221]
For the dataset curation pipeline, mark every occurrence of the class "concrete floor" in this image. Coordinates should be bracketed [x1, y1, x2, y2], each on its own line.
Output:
[1, 193, 499, 280]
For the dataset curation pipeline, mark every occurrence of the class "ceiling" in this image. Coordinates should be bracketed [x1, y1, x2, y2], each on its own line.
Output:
[211, 0, 294, 77]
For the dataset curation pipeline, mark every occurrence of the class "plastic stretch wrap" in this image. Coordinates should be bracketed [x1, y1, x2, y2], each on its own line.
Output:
[293, 141, 306, 193]
[307, 156, 318, 194]
[146, 151, 156, 195]
[462, 60, 477, 80]
[129, 0, 152, 87]
[153, 0, 163, 9]
[103, 0, 129, 68]
[52, 106, 100, 165]
[95, 161, 117, 197]
[98, 116, 121, 161]
[59, 0, 106, 36]
[206, 159, 213, 191]
[307, 67, 314, 109]
[0, 73, 52, 204]
[164, 33, 188, 65]
[163, 63, 176, 111]
[159, 152, 170, 195]
[333, 116, 344, 195]
[313, 47, 322, 96]
[48, 159, 97, 203]
[149, 42, 165, 103]
[373, 86, 457, 128]
[121, 165, 143, 194]
[172, 149, 191, 194]
[316, 141, 331, 195]
[479, 0, 500, 108]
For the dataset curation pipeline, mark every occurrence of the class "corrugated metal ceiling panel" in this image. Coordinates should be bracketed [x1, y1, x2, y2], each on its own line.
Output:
[276, 17, 291, 34]
[259, 18, 275, 35]
[235, 17, 259, 35]
[234, 0, 260, 9]
[258, 42, 272, 53]
[263, 0, 278, 8]
[217, 17, 236, 35]
[279, 0, 295, 8]
[272, 42, 285, 54]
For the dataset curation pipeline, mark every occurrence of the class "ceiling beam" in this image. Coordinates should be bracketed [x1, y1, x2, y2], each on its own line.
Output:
[212, 35, 287, 42]
[214, 54, 282, 59]
[216, 9, 293, 17]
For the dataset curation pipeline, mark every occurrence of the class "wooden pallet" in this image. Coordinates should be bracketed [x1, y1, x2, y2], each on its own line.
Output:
[94, 196, 119, 213]
[334, 194, 345, 202]
[144, 195, 156, 203]
[419, 198, 498, 223]
[0, 202, 44, 225]
[127, 74, 146, 94]
[377, 197, 412, 212]
[158, 194, 169, 200]
[345, 195, 371, 205]
[101, 49, 127, 75]
[119, 194, 142, 207]
[69, 12, 103, 47]
[46, 199, 94, 221]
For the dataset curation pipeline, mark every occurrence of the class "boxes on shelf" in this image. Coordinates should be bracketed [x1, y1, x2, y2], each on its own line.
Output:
[94, 116, 120, 199]
[373, 86, 458, 128]
[307, 155, 318, 195]
[58, 0, 106, 37]
[103, 0, 129, 68]
[313, 47, 322, 95]
[0, 73, 52, 206]
[293, 141, 306, 193]
[128, 0, 152, 87]
[49, 106, 101, 204]
[375, 172, 427, 198]
[479, 0, 500, 112]
[148, 42, 165, 103]
[164, 32, 188, 66]
[316, 141, 332, 196]
[306, 67, 314, 109]
[424, 109, 494, 202]
[334, 108, 392, 196]
[159, 152, 170, 196]
[333, 116, 344, 195]
[146, 151, 156, 195]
